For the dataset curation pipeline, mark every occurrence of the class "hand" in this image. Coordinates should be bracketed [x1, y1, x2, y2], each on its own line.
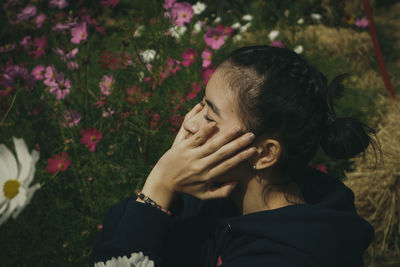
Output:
[143, 121, 257, 207]
[171, 103, 203, 148]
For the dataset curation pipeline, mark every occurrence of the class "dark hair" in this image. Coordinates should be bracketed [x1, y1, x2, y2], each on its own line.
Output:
[217, 45, 379, 198]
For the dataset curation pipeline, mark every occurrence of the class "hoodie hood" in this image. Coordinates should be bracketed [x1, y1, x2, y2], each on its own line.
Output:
[207, 166, 374, 267]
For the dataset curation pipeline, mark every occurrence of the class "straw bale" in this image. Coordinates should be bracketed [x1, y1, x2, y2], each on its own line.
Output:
[294, 25, 373, 70]
[344, 98, 400, 258]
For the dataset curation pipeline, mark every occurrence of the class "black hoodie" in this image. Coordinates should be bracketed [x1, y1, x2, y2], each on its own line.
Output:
[91, 166, 373, 267]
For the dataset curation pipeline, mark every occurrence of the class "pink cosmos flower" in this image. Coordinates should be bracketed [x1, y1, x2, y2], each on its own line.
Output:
[61, 109, 82, 127]
[35, 13, 46, 28]
[54, 47, 79, 62]
[20, 36, 32, 50]
[100, 0, 120, 8]
[125, 85, 150, 105]
[216, 24, 233, 37]
[71, 22, 88, 44]
[49, 73, 71, 99]
[182, 48, 197, 67]
[46, 152, 70, 174]
[102, 107, 115, 117]
[3, 0, 18, 10]
[150, 113, 162, 130]
[170, 2, 194, 26]
[80, 127, 103, 152]
[17, 4, 37, 22]
[186, 82, 202, 100]
[32, 65, 46, 80]
[29, 35, 47, 59]
[0, 43, 16, 53]
[2, 65, 35, 91]
[52, 22, 72, 32]
[49, 0, 68, 9]
[355, 17, 369, 28]
[67, 61, 79, 70]
[163, 0, 176, 9]
[168, 113, 184, 133]
[44, 65, 57, 86]
[99, 74, 114, 96]
[269, 40, 284, 48]
[204, 28, 225, 50]
[201, 48, 212, 68]
[201, 65, 215, 85]
[93, 96, 107, 108]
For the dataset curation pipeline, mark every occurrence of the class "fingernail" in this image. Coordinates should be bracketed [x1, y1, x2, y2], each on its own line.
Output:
[191, 125, 198, 131]
[246, 133, 255, 140]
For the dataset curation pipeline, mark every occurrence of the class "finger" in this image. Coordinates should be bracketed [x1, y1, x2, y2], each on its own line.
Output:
[207, 146, 257, 178]
[187, 121, 217, 147]
[197, 126, 252, 158]
[172, 103, 203, 147]
[184, 102, 204, 122]
[199, 181, 239, 199]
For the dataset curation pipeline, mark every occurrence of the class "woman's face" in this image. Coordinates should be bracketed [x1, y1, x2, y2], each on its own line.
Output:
[183, 69, 253, 183]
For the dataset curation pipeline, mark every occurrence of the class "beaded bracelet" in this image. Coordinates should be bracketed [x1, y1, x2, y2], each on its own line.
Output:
[134, 189, 172, 216]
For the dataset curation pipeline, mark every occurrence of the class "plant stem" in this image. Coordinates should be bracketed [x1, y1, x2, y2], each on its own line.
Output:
[0, 90, 18, 125]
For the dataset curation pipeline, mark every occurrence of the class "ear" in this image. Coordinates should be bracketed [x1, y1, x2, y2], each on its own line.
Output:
[253, 139, 281, 170]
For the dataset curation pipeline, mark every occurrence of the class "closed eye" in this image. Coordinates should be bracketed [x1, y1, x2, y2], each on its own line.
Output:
[204, 114, 214, 122]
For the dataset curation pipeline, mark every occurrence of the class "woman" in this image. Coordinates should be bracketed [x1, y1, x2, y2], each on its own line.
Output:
[91, 46, 377, 267]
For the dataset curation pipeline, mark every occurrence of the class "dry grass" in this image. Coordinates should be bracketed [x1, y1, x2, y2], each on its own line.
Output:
[344, 98, 400, 262]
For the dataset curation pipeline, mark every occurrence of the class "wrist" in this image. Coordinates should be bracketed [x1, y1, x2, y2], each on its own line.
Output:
[140, 178, 177, 210]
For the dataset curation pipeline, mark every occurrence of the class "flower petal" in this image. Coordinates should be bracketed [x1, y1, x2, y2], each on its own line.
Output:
[0, 203, 13, 226]
[21, 150, 39, 188]
[0, 200, 9, 215]
[0, 145, 16, 182]
[13, 137, 35, 183]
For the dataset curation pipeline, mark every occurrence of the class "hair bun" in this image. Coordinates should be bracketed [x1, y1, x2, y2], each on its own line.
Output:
[320, 117, 372, 159]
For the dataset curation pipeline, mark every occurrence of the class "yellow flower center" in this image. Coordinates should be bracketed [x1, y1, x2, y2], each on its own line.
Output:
[213, 34, 219, 40]
[108, 82, 112, 87]
[190, 55, 194, 60]
[58, 163, 63, 169]
[182, 13, 187, 18]
[3, 179, 20, 200]
[207, 55, 211, 60]
[90, 135, 97, 141]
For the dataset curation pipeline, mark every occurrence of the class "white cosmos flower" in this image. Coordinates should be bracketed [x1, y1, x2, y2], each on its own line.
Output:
[192, 2, 206, 15]
[311, 13, 322, 23]
[0, 137, 40, 226]
[242, 14, 253, 21]
[297, 18, 304, 24]
[231, 22, 241, 29]
[239, 22, 251, 33]
[169, 25, 187, 39]
[95, 252, 154, 267]
[134, 25, 144, 38]
[213, 16, 221, 23]
[294, 45, 304, 54]
[268, 30, 280, 41]
[284, 9, 290, 18]
[140, 49, 156, 63]
[193, 20, 202, 33]
[233, 34, 243, 43]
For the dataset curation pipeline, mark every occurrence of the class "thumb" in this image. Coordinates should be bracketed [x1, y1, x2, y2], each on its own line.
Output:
[203, 181, 239, 199]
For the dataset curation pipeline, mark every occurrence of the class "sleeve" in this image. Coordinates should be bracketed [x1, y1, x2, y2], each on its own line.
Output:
[91, 194, 212, 267]
[91, 197, 175, 267]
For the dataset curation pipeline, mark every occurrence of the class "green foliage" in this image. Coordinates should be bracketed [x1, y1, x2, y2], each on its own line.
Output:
[0, 0, 391, 265]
